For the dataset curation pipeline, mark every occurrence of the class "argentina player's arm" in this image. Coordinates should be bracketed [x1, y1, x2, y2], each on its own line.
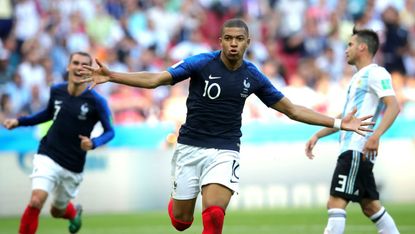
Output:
[361, 68, 400, 160]
[81, 59, 173, 89]
[305, 113, 342, 159]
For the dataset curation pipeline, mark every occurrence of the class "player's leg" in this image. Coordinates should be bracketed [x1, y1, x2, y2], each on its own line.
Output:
[168, 143, 201, 231]
[358, 152, 399, 234]
[324, 196, 348, 234]
[19, 154, 56, 234]
[50, 166, 83, 233]
[360, 199, 399, 234]
[19, 189, 48, 234]
[324, 150, 360, 234]
[200, 150, 239, 234]
[168, 197, 197, 231]
[201, 183, 233, 234]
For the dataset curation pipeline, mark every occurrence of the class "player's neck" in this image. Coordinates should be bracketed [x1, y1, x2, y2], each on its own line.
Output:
[67, 82, 88, 96]
[355, 56, 373, 71]
[220, 53, 242, 71]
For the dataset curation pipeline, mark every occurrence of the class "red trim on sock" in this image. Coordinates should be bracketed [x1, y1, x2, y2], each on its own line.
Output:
[168, 198, 193, 231]
[19, 206, 41, 234]
[63, 202, 76, 220]
[168, 198, 173, 219]
[202, 206, 225, 234]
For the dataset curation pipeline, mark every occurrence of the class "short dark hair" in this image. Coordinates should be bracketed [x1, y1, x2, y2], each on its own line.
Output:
[352, 27, 379, 56]
[221, 18, 249, 36]
[69, 51, 92, 66]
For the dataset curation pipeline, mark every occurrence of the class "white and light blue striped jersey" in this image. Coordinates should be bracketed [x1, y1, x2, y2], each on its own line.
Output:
[339, 64, 395, 153]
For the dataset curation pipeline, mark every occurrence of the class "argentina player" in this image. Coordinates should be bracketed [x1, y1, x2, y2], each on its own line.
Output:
[3, 52, 115, 234]
[305, 27, 400, 234]
[81, 18, 373, 234]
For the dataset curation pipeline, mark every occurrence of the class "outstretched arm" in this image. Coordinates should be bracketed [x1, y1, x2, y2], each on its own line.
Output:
[271, 97, 374, 135]
[81, 59, 173, 89]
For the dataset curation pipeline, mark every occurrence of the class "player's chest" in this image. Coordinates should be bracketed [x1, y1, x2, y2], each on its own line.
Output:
[52, 96, 95, 121]
[196, 71, 254, 100]
[347, 76, 369, 97]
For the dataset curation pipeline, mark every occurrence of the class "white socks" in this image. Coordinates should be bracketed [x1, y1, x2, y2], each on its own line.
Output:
[370, 207, 400, 234]
[324, 208, 346, 234]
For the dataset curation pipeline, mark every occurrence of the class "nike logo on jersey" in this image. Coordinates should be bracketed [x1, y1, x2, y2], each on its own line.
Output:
[209, 74, 222, 79]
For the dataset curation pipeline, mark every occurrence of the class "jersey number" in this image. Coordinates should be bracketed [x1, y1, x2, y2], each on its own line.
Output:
[53, 101, 62, 120]
[335, 174, 347, 192]
[203, 81, 221, 100]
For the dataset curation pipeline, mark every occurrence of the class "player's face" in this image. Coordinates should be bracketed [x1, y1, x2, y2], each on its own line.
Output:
[67, 54, 92, 84]
[345, 35, 360, 65]
[220, 27, 250, 62]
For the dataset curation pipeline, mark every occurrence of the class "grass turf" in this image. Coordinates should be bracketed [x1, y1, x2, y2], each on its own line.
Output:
[1, 203, 413, 234]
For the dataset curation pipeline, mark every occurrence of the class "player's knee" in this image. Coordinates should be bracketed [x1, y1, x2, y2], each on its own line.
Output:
[361, 205, 377, 217]
[168, 199, 193, 231]
[361, 201, 381, 217]
[169, 209, 194, 231]
[29, 197, 44, 210]
[49, 206, 65, 218]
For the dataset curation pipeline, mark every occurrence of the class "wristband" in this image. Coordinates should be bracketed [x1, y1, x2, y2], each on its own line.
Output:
[333, 118, 342, 130]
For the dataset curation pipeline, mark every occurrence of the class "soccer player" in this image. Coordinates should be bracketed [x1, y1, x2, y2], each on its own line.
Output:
[305, 27, 400, 234]
[2, 51, 115, 234]
[81, 19, 373, 234]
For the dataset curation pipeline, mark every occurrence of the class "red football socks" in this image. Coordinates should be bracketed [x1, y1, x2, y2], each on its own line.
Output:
[19, 206, 40, 234]
[202, 206, 225, 234]
[168, 198, 193, 231]
[63, 202, 77, 220]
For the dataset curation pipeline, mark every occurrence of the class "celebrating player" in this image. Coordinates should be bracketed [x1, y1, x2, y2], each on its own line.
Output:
[305, 27, 400, 234]
[81, 18, 373, 234]
[3, 51, 115, 234]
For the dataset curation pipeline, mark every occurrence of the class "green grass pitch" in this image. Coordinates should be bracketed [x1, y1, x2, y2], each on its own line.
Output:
[1, 203, 414, 234]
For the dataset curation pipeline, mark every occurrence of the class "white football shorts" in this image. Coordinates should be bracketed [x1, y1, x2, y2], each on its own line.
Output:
[30, 154, 83, 209]
[170, 143, 240, 200]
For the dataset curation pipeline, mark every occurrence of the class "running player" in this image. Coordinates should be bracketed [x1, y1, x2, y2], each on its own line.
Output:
[3, 51, 115, 234]
[81, 19, 373, 234]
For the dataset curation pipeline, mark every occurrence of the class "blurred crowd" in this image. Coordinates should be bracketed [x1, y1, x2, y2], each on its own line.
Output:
[0, 0, 415, 127]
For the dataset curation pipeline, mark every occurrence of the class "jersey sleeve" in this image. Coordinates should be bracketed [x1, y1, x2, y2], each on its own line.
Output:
[18, 86, 55, 126]
[167, 52, 215, 85]
[369, 67, 395, 98]
[91, 94, 115, 149]
[249, 65, 284, 106]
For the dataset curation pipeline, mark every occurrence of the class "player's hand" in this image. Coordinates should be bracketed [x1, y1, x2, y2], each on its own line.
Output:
[3, 118, 18, 130]
[362, 134, 379, 161]
[80, 59, 111, 90]
[305, 135, 319, 160]
[341, 107, 375, 136]
[79, 135, 93, 151]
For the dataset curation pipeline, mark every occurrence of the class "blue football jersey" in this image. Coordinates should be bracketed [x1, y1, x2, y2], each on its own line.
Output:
[18, 83, 115, 172]
[167, 51, 284, 151]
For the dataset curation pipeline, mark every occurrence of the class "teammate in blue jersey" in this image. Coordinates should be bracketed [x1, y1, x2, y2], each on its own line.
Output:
[2, 51, 115, 234]
[305, 28, 400, 234]
[81, 19, 373, 234]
